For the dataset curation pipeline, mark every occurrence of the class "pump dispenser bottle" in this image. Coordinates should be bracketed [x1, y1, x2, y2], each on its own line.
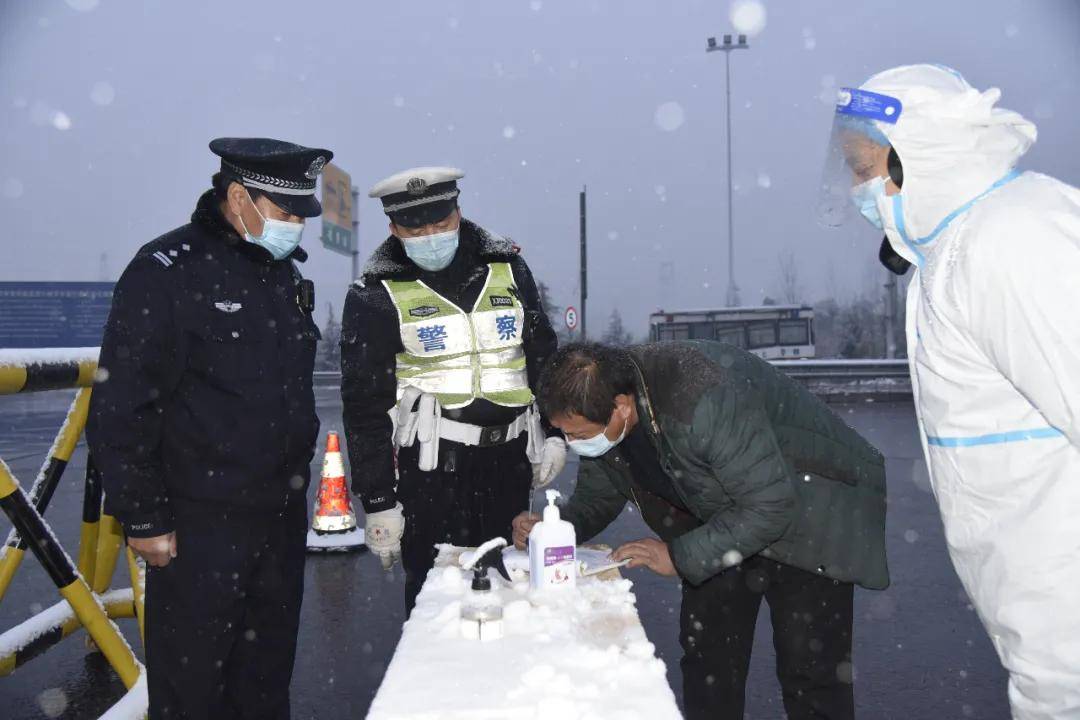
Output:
[460, 537, 510, 641]
[528, 489, 577, 591]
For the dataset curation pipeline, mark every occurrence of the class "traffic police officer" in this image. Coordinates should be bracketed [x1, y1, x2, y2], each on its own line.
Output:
[341, 167, 563, 611]
[87, 137, 332, 719]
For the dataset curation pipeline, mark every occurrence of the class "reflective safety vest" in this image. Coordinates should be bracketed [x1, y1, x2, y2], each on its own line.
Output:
[382, 262, 534, 410]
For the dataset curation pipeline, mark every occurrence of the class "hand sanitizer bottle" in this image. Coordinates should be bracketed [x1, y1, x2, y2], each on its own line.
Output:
[528, 489, 577, 591]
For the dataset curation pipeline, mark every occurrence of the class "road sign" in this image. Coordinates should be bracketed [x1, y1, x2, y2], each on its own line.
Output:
[0, 282, 114, 348]
[565, 306, 578, 331]
[321, 163, 355, 256]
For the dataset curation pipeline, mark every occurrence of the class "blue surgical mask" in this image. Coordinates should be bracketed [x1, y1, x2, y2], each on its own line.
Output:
[400, 228, 459, 272]
[238, 190, 304, 260]
[851, 176, 888, 230]
[567, 415, 628, 458]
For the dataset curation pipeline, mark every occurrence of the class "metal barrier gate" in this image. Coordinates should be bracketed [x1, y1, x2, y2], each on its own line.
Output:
[0, 348, 147, 718]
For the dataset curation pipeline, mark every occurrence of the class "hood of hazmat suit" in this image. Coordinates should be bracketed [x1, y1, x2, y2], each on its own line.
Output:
[860, 64, 1080, 719]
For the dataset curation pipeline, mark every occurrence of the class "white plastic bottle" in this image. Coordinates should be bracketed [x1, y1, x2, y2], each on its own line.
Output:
[528, 489, 577, 591]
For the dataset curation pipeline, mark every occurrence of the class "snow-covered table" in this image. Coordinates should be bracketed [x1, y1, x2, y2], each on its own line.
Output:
[367, 545, 682, 720]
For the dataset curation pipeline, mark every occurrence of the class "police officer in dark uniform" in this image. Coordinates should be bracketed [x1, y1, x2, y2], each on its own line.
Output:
[341, 167, 562, 612]
[86, 137, 332, 719]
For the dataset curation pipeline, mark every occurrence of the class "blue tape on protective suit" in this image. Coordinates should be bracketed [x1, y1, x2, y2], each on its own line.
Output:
[927, 427, 1064, 448]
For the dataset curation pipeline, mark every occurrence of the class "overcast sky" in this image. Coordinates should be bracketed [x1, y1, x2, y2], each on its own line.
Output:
[2, 0, 1077, 335]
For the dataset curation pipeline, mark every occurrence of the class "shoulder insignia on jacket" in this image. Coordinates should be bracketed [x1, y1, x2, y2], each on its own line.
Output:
[151, 251, 175, 268]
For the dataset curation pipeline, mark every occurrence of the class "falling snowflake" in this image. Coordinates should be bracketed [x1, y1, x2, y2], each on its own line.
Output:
[51, 111, 72, 130]
[757, 172, 772, 189]
[654, 101, 685, 132]
[37, 688, 68, 718]
[730, 0, 767, 37]
[502, 125, 516, 139]
[393, 95, 405, 108]
[90, 81, 115, 106]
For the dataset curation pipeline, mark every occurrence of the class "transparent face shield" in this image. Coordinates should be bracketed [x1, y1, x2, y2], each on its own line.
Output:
[816, 88, 903, 228]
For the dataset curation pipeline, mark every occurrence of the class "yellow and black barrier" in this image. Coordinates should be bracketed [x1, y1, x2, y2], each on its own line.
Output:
[0, 459, 140, 687]
[0, 590, 136, 675]
[0, 352, 98, 395]
[0, 387, 92, 600]
[0, 348, 146, 714]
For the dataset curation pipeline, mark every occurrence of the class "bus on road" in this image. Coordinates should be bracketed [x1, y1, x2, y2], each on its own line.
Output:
[649, 305, 816, 360]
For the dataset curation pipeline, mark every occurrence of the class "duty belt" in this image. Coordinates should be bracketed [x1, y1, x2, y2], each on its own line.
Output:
[392, 386, 545, 471]
[438, 412, 530, 448]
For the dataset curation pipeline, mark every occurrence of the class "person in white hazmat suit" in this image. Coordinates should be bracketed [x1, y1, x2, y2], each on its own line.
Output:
[819, 64, 1080, 719]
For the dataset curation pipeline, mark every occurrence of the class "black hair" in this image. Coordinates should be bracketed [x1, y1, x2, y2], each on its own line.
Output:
[887, 147, 904, 189]
[212, 171, 267, 205]
[538, 343, 637, 424]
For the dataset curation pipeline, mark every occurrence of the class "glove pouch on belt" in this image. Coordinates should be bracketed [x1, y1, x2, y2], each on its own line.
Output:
[394, 386, 423, 448]
[416, 393, 442, 472]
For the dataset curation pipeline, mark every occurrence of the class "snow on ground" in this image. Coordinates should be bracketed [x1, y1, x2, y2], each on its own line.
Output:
[305, 527, 365, 551]
[367, 544, 681, 720]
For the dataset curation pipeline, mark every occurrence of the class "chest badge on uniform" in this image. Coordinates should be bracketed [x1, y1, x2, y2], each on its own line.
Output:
[409, 305, 440, 318]
[489, 295, 514, 307]
[214, 301, 243, 313]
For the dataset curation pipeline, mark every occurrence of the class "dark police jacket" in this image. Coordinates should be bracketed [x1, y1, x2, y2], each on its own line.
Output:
[86, 191, 321, 538]
[341, 219, 558, 514]
[563, 341, 890, 590]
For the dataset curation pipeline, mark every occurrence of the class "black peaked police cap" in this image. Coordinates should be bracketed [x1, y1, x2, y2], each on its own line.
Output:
[210, 137, 334, 218]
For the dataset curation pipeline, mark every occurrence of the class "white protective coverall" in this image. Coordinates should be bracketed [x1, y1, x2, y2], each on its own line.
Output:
[863, 64, 1080, 719]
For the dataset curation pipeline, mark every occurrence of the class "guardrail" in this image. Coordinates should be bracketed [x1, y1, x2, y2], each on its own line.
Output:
[315, 359, 912, 388]
[770, 359, 910, 380]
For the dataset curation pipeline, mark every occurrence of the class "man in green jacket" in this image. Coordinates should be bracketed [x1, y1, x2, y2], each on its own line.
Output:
[512, 341, 888, 720]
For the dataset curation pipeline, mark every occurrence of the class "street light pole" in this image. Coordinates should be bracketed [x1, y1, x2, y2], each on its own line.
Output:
[707, 34, 749, 307]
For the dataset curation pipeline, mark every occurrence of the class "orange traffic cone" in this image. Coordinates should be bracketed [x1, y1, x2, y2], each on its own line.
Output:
[306, 432, 365, 552]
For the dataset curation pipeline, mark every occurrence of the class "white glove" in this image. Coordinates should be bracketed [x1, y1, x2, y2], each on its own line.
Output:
[366, 502, 405, 570]
[532, 437, 567, 489]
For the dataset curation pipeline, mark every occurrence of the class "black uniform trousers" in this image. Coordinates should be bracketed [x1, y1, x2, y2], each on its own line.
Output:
[397, 434, 532, 613]
[680, 554, 855, 720]
[144, 496, 307, 720]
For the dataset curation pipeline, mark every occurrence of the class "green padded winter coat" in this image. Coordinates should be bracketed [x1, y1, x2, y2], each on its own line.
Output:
[561, 340, 889, 589]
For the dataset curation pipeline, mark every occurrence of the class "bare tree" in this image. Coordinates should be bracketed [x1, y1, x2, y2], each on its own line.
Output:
[602, 309, 634, 347]
[777, 250, 802, 304]
[536, 280, 572, 344]
[318, 302, 342, 371]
